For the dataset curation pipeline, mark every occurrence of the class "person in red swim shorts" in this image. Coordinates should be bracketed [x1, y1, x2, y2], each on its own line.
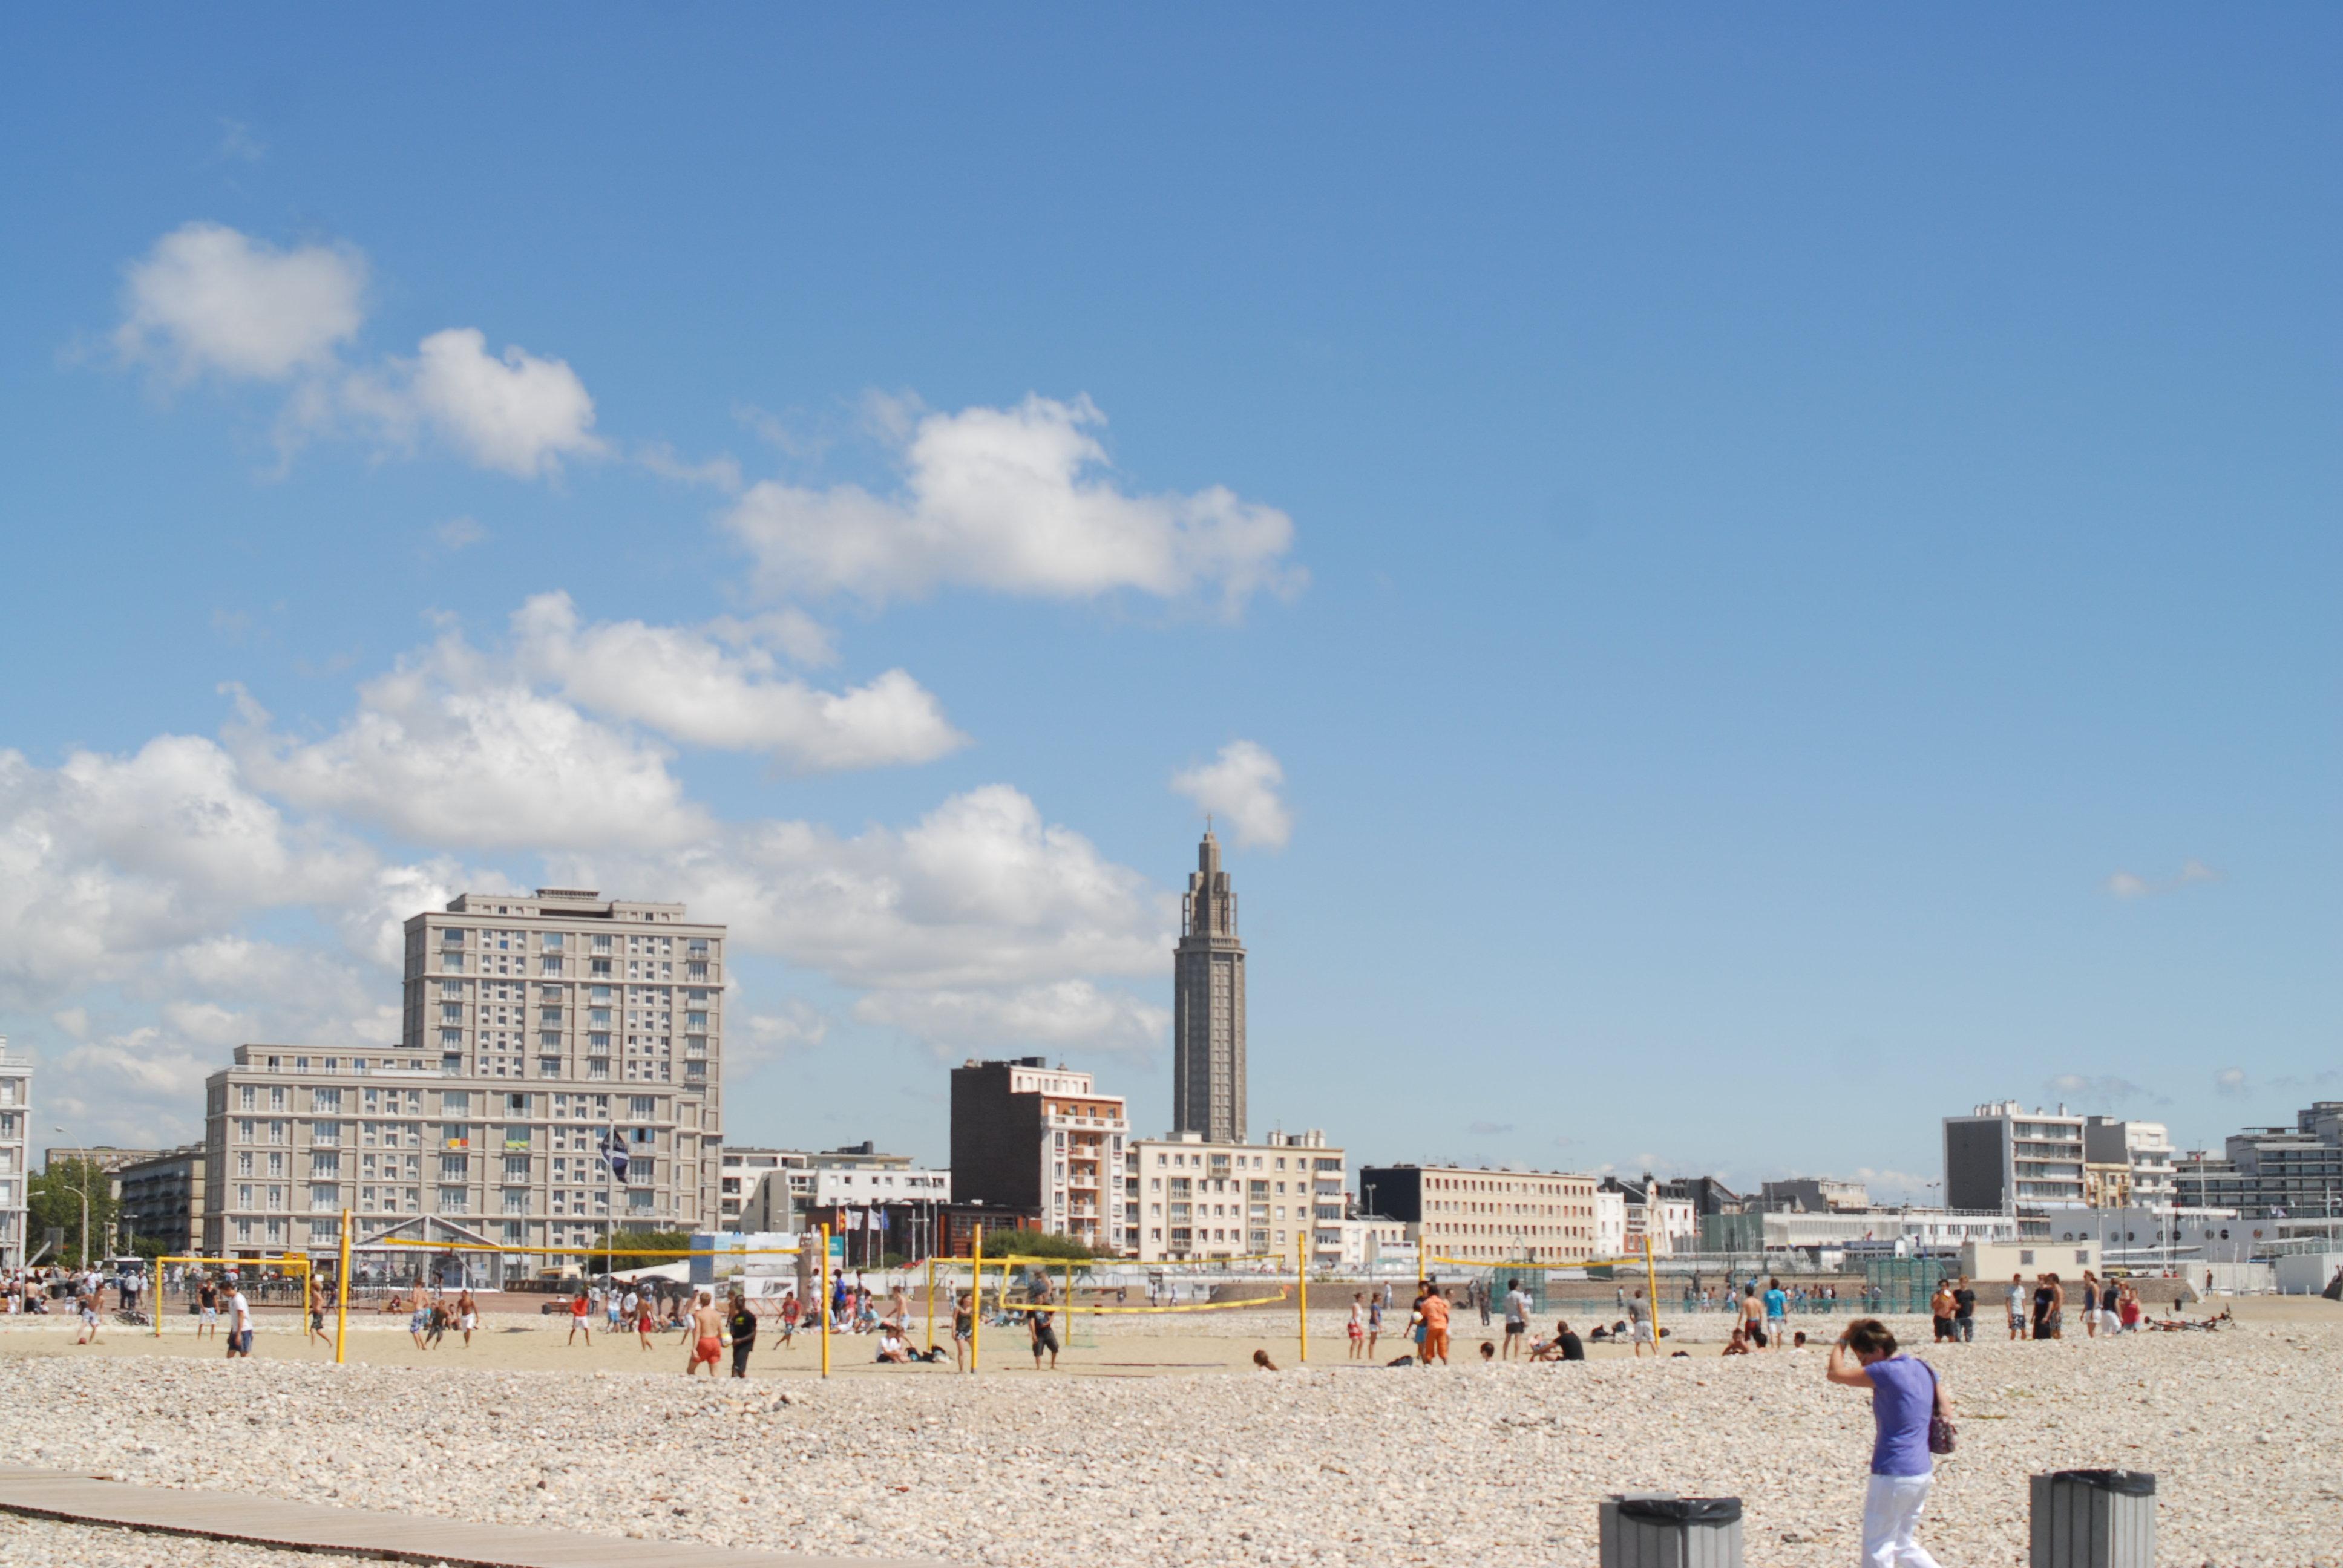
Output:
[685, 1290, 724, 1377]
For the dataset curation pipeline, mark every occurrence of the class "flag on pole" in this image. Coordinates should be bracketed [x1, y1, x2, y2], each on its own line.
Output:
[600, 1129, 629, 1181]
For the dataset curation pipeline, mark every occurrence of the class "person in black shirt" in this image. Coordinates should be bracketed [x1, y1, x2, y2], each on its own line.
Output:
[726, 1291, 758, 1379]
[1530, 1319, 1585, 1361]
[1952, 1277, 1978, 1343]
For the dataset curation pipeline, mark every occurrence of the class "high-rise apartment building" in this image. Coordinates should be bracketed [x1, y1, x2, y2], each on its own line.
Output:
[1173, 830, 1245, 1143]
[0, 1042, 29, 1269]
[200, 889, 724, 1266]
[949, 1058, 1128, 1251]
[1126, 1129, 1343, 1264]
[1356, 1164, 1600, 1264]
[1943, 1101, 2087, 1213]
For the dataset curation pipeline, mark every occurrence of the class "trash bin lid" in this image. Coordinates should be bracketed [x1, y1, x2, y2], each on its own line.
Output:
[2053, 1469, 2157, 1497]
[1616, 1497, 1744, 1524]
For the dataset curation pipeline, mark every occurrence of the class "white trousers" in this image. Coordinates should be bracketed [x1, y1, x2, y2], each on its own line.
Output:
[1861, 1472, 1941, 1568]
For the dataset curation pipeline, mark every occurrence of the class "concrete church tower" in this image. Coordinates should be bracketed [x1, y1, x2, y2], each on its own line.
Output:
[1173, 827, 1247, 1142]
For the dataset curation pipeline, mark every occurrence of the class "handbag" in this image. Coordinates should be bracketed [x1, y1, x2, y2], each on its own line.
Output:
[1924, 1361, 1956, 1455]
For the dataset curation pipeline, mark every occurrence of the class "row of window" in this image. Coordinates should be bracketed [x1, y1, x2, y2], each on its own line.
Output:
[238, 1086, 667, 1119]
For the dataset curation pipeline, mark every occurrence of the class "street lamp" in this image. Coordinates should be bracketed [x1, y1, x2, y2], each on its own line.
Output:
[53, 1126, 90, 1269]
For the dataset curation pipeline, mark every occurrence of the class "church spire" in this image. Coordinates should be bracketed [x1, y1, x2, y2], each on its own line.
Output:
[1174, 828, 1245, 1141]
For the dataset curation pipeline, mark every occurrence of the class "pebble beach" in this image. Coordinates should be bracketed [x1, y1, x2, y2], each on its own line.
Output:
[2, 1298, 2337, 1567]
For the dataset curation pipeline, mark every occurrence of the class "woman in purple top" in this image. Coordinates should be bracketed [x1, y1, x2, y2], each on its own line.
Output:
[1827, 1317, 1947, 1568]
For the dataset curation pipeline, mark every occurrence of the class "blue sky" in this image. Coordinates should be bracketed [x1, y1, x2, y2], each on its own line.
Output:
[2, 9, 2335, 1194]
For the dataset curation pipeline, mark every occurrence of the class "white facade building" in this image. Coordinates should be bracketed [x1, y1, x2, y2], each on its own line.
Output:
[1331, 1217, 1411, 1273]
[1593, 1187, 1627, 1258]
[1767, 1207, 2019, 1252]
[0, 1042, 28, 1268]
[2085, 1117, 2176, 1213]
[1128, 1129, 1344, 1265]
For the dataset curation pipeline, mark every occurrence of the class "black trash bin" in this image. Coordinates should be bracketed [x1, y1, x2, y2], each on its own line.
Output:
[2030, 1469, 2155, 1568]
[1599, 1492, 1743, 1568]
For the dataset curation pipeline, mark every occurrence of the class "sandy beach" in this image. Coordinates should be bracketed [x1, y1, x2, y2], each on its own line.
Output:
[3, 1296, 2336, 1567]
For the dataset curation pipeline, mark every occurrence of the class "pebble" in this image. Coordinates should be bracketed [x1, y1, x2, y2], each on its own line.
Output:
[1, 1311, 2335, 1566]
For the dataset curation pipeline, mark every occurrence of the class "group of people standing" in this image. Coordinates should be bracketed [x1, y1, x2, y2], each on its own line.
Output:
[1995, 1269, 2143, 1341]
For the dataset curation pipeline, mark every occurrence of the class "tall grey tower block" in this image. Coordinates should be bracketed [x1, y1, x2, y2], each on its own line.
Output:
[1173, 829, 1246, 1143]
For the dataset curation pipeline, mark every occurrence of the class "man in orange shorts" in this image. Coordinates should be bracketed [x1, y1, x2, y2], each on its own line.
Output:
[1419, 1285, 1451, 1365]
[684, 1290, 724, 1377]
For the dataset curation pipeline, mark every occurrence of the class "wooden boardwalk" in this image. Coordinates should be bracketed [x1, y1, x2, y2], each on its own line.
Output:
[0, 1469, 949, 1568]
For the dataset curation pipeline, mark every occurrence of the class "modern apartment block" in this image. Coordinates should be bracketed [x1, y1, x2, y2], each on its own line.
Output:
[1126, 1129, 1343, 1264]
[949, 1058, 1129, 1252]
[0, 1044, 28, 1269]
[2175, 1102, 2343, 1219]
[117, 1145, 206, 1255]
[2083, 1117, 2175, 1212]
[1172, 829, 1247, 1143]
[1943, 1101, 2087, 1213]
[1356, 1164, 1599, 1264]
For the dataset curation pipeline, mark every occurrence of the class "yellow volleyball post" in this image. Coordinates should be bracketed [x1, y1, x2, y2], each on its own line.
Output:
[1061, 1259, 1072, 1350]
[925, 1253, 937, 1358]
[1642, 1234, 1662, 1353]
[969, 1229, 983, 1374]
[335, 1210, 352, 1365]
[1296, 1234, 1308, 1362]
[151, 1255, 162, 1338]
[818, 1223, 831, 1379]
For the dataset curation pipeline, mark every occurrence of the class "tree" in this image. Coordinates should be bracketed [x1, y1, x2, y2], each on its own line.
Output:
[602, 1229, 692, 1274]
[998, 1230, 1092, 1262]
[30, 1158, 120, 1266]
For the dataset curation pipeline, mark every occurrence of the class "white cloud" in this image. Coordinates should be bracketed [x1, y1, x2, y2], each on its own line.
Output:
[2044, 1072, 2168, 1108]
[723, 394, 1305, 610]
[855, 981, 1167, 1059]
[0, 738, 370, 1005]
[730, 999, 830, 1069]
[214, 119, 267, 164]
[348, 328, 603, 479]
[433, 515, 488, 552]
[108, 224, 600, 483]
[576, 784, 1172, 996]
[2215, 1067, 2251, 1097]
[510, 592, 962, 769]
[224, 654, 705, 853]
[114, 222, 366, 382]
[637, 442, 742, 493]
[1170, 740, 1293, 849]
[2106, 860, 2221, 899]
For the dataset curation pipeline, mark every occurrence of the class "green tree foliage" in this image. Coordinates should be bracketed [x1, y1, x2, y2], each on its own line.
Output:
[601, 1229, 693, 1273]
[29, 1158, 120, 1266]
[995, 1230, 1092, 1261]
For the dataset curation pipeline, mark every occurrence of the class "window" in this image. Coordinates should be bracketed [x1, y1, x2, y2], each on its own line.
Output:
[542, 933, 564, 951]
[503, 1189, 528, 1215]
[439, 1187, 469, 1214]
[238, 1085, 257, 1111]
[629, 1096, 655, 1120]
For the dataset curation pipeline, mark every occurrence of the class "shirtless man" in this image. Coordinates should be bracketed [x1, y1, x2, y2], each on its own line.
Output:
[684, 1290, 726, 1377]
